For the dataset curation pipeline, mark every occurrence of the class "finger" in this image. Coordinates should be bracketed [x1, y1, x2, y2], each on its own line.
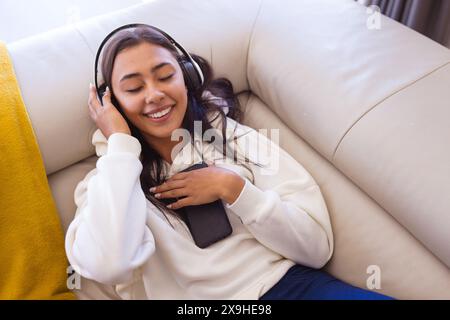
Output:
[167, 197, 193, 210]
[88, 104, 97, 119]
[168, 172, 189, 181]
[155, 188, 189, 200]
[88, 83, 102, 111]
[151, 180, 186, 193]
[102, 86, 112, 106]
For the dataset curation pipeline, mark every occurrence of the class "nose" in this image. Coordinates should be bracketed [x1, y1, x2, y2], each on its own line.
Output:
[144, 85, 165, 105]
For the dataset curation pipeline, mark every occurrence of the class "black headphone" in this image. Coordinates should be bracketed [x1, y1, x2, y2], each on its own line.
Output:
[93, 23, 205, 105]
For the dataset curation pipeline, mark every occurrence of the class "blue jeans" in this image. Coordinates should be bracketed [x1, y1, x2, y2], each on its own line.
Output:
[260, 264, 395, 300]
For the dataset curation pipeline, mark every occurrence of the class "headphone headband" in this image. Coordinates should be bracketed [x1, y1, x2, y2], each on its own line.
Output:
[94, 23, 204, 103]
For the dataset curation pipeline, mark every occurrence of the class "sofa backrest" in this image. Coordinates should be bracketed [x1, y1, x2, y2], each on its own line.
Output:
[247, 0, 450, 269]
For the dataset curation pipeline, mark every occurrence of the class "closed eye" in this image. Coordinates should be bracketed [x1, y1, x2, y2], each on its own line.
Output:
[160, 74, 174, 81]
[126, 74, 174, 93]
[127, 87, 142, 93]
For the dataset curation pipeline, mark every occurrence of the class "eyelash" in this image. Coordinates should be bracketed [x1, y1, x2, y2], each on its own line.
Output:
[126, 74, 174, 93]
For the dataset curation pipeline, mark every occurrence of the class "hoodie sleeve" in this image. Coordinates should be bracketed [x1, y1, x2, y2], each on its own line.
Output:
[223, 124, 334, 269]
[65, 132, 155, 285]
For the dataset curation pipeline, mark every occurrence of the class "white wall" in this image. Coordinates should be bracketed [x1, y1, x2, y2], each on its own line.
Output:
[0, 0, 155, 44]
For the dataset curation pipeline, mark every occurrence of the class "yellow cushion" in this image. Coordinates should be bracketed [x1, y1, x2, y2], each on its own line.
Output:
[0, 41, 76, 299]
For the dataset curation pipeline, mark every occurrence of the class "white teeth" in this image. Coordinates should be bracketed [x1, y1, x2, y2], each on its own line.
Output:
[146, 106, 172, 119]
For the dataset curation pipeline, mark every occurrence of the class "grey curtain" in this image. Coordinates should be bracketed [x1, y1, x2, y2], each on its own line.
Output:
[360, 0, 450, 45]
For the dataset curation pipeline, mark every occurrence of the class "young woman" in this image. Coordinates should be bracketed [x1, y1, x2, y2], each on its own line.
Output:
[65, 25, 394, 300]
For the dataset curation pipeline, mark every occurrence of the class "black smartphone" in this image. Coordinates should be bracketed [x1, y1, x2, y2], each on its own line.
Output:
[159, 161, 233, 248]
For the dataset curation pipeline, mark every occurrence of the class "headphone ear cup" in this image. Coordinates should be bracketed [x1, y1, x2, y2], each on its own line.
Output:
[97, 84, 107, 105]
[180, 60, 202, 92]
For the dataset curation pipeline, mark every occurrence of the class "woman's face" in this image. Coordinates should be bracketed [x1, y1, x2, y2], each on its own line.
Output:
[111, 41, 188, 141]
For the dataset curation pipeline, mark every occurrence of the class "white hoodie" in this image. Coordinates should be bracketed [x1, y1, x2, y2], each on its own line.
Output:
[65, 113, 334, 300]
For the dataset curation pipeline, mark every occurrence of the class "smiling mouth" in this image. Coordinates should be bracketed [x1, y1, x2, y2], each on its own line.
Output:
[143, 104, 175, 121]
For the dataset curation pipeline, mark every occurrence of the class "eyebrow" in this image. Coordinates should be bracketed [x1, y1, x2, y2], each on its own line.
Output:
[119, 62, 173, 82]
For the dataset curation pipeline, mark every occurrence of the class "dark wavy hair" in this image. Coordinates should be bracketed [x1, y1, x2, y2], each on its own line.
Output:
[98, 26, 262, 225]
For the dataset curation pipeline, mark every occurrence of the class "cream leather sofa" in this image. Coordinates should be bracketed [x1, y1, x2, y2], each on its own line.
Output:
[7, 0, 450, 299]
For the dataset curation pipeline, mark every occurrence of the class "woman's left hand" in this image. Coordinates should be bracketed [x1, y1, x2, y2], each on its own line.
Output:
[150, 165, 245, 210]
